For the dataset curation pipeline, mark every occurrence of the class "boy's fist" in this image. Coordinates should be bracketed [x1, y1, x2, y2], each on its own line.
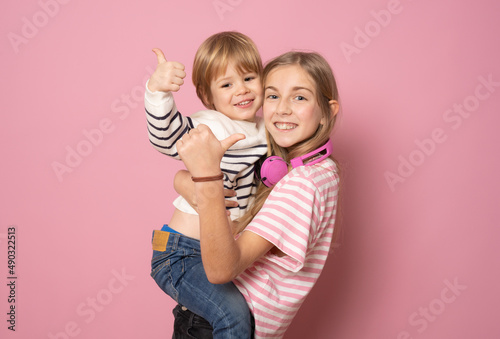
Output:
[147, 48, 186, 93]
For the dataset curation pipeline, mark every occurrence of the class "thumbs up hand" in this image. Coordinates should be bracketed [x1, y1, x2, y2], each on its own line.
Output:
[147, 48, 186, 93]
[176, 125, 246, 178]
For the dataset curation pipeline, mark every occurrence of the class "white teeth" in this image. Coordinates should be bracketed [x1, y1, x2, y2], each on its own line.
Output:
[275, 122, 296, 130]
[237, 100, 251, 106]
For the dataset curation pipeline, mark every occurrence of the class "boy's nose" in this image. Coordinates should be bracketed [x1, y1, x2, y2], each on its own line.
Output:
[235, 82, 250, 95]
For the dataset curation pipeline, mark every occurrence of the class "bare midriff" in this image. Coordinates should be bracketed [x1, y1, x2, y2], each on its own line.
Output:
[168, 208, 201, 239]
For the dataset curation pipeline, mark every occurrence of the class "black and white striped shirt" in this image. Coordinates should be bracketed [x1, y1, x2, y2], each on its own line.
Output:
[145, 86, 267, 219]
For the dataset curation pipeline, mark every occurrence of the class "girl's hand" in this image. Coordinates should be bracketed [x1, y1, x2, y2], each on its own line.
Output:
[147, 48, 186, 93]
[176, 124, 245, 178]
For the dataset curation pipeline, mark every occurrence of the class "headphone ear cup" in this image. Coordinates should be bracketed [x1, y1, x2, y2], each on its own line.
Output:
[254, 154, 266, 182]
[260, 156, 288, 187]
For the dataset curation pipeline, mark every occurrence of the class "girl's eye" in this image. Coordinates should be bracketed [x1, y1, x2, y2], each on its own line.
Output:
[295, 96, 306, 101]
[267, 94, 278, 100]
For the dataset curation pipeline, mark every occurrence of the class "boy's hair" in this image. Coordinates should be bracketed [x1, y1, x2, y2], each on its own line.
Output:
[237, 52, 342, 239]
[192, 31, 263, 110]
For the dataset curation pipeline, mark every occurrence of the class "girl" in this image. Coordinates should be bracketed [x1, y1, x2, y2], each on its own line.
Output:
[175, 51, 341, 338]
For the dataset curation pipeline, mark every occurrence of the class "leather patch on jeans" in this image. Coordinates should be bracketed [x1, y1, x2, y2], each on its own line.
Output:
[152, 230, 170, 252]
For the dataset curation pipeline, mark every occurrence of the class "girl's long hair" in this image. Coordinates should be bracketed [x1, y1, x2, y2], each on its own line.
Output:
[237, 51, 342, 242]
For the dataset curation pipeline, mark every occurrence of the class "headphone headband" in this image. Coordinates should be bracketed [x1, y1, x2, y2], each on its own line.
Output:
[290, 139, 333, 167]
[258, 139, 333, 187]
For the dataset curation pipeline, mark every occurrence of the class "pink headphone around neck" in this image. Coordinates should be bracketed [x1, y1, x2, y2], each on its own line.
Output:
[257, 139, 333, 187]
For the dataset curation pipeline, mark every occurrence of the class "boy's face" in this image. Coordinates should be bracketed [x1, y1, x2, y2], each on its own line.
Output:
[208, 62, 263, 122]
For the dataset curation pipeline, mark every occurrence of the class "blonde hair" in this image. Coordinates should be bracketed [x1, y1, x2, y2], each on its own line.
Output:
[192, 31, 263, 110]
[237, 52, 342, 242]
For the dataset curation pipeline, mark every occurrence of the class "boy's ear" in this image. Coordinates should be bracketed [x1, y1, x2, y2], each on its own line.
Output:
[201, 92, 215, 110]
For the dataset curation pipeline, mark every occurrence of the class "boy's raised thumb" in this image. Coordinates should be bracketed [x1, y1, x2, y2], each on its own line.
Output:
[152, 48, 167, 64]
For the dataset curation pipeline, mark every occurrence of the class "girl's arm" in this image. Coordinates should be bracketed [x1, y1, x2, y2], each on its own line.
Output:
[174, 170, 240, 212]
[176, 125, 275, 284]
[194, 180, 274, 283]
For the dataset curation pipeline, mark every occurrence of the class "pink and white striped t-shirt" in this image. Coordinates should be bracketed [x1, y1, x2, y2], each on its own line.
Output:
[234, 157, 340, 339]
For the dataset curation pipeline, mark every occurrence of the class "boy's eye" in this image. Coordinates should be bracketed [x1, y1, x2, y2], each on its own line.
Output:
[221, 83, 231, 88]
[244, 76, 255, 82]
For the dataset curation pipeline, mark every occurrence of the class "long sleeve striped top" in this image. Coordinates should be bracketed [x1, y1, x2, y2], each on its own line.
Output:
[144, 84, 267, 219]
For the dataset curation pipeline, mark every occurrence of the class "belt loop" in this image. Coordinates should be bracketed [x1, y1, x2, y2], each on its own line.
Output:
[172, 232, 180, 251]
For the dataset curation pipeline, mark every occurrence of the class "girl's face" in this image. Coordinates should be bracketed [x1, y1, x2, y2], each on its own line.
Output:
[263, 65, 324, 148]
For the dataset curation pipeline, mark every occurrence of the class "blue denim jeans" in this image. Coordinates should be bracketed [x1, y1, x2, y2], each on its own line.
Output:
[151, 228, 252, 339]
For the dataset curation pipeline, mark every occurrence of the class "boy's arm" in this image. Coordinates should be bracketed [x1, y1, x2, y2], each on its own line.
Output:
[145, 48, 192, 159]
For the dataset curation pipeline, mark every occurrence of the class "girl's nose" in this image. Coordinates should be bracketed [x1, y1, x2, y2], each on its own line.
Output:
[276, 99, 291, 115]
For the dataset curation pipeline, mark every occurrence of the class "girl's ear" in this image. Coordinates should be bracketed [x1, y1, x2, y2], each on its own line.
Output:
[329, 100, 340, 117]
[320, 100, 339, 125]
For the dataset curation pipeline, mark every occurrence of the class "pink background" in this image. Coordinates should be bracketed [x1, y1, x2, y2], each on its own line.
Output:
[1, 0, 499, 338]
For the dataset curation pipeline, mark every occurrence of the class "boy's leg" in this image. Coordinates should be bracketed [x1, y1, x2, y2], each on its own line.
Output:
[172, 304, 213, 339]
[177, 259, 252, 338]
[151, 231, 252, 339]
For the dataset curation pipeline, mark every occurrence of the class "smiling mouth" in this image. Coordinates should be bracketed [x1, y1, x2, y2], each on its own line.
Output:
[274, 122, 297, 130]
[236, 100, 253, 107]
